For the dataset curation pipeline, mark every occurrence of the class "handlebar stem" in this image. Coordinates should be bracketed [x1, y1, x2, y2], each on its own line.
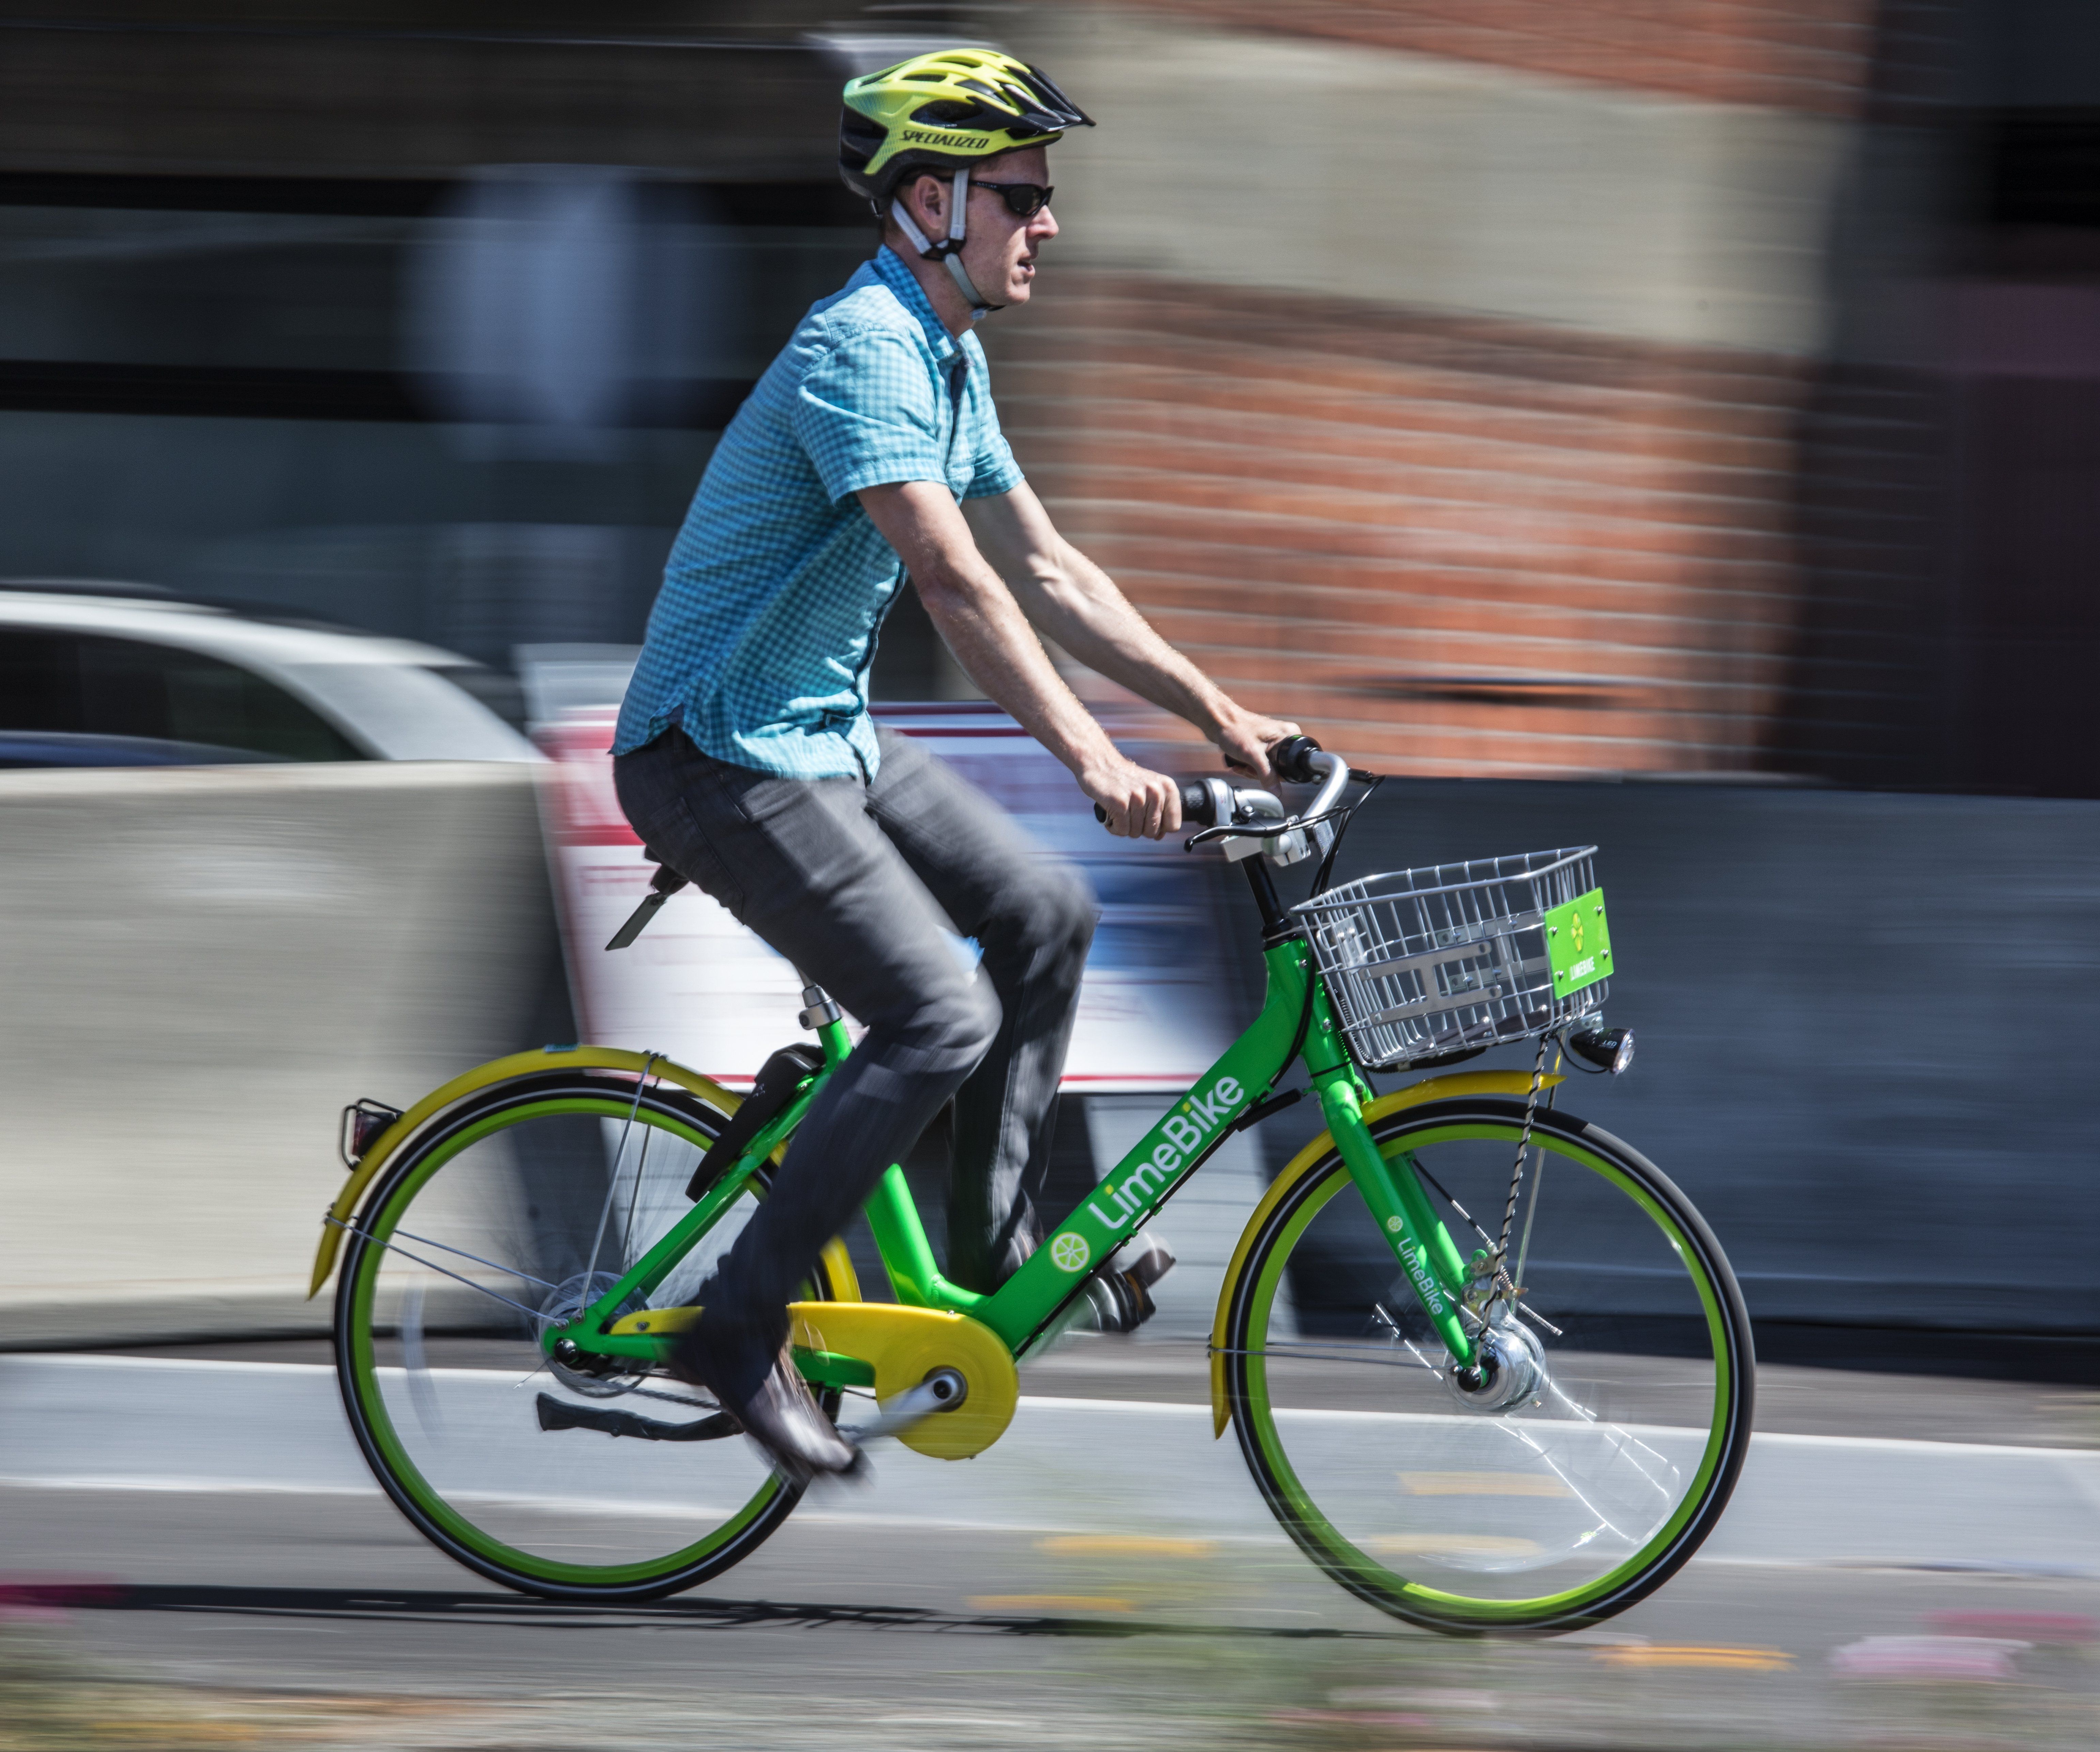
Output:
[1242, 853, 1292, 940]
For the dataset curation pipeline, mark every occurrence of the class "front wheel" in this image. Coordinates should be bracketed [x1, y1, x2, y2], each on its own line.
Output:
[333, 1067, 852, 1602]
[1221, 1098, 1753, 1635]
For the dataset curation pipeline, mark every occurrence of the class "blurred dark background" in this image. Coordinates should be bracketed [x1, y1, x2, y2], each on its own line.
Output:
[4, 2, 2100, 787]
[0, 3, 878, 669]
[5, 2, 2100, 1369]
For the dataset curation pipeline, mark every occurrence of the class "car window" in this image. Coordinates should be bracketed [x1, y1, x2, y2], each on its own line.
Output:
[427, 663, 530, 734]
[0, 628, 366, 761]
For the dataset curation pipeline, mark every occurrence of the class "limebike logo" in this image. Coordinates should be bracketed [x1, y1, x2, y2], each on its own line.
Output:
[1049, 1232, 1091, 1273]
[1381, 1216, 1448, 1318]
[1401, 1237, 1448, 1319]
[1075, 1075, 1246, 1248]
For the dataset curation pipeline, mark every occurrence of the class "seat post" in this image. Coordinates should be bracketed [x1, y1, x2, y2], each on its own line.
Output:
[794, 974, 843, 1033]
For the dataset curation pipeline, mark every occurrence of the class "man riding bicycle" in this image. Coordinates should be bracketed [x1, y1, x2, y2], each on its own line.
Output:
[613, 48, 1298, 1481]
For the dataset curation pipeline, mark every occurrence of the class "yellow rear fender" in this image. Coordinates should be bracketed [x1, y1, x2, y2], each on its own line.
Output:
[308, 1046, 741, 1298]
[1207, 1070, 1565, 1436]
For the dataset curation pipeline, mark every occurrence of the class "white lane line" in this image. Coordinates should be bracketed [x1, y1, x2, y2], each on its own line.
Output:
[22, 1356, 2094, 1448]
[13, 1354, 340, 1377]
[10, 1356, 2100, 1463]
[0, 1475, 376, 1497]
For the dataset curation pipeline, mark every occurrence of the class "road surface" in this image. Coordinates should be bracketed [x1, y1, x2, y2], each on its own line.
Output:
[3, 1341, 2097, 1750]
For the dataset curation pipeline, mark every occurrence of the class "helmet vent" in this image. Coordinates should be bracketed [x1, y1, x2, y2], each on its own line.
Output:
[912, 99, 996, 127]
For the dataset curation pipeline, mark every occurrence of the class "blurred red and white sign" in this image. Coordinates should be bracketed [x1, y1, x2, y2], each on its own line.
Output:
[527, 661, 1234, 1092]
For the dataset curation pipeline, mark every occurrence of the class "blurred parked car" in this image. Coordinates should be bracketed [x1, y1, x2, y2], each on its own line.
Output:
[0, 581, 536, 767]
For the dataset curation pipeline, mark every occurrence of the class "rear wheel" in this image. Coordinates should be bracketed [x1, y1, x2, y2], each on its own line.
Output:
[1222, 1098, 1753, 1634]
[334, 1069, 850, 1602]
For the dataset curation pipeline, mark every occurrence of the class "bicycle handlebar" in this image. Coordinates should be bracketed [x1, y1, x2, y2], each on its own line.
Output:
[1091, 782, 1211, 829]
[1090, 737, 1357, 847]
[1266, 734, 1324, 786]
[1298, 748, 1352, 821]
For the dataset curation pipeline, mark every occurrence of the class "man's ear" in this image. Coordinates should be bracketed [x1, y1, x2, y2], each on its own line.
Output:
[903, 171, 947, 232]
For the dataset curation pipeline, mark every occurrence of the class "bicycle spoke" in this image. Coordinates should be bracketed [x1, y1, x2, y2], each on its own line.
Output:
[583, 1054, 658, 1292]
[390, 1229, 563, 1294]
[400, 1279, 445, 1436]
[335, 1079, 840, 1596]
[331, 1217, 550, 1322]
[618, 1110, 656, 1271]
[1211, 1342, 1424, 1369]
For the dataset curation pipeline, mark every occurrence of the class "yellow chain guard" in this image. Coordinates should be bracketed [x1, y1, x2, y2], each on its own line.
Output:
[786, 1302, 1018, 1460]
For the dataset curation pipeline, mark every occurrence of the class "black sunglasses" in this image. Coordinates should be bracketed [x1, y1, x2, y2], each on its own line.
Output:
[969, 180, 1054, 218]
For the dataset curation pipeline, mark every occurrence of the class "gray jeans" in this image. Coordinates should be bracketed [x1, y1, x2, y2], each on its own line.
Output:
[613, 723, 1095, 1359]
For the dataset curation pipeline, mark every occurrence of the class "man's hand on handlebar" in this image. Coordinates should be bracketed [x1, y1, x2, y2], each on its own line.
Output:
[1082, 753, 1184, 839]
[1087, 732, 1342, 839]
[1211, 710, 1303, 780]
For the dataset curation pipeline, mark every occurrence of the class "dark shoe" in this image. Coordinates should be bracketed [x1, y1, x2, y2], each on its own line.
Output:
[672, 1327, 861, 1486]
[1087, 1230, 1176, 1335]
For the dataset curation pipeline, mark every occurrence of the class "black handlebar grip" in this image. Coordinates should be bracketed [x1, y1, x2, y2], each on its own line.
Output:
[1267, 734, 1323, 786]
[1093, 783, 1215, 829]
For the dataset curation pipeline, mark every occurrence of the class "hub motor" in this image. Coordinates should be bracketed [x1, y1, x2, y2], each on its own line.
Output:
[1445, 1313, 1546, 1413]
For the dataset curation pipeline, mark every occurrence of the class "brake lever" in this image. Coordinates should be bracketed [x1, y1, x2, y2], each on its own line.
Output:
[1184, 802, 1354, 854]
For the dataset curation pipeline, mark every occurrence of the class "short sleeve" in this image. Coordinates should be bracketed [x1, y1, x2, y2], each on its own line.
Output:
[962, 425, 1025, 500]
[791, 328, 949, 503]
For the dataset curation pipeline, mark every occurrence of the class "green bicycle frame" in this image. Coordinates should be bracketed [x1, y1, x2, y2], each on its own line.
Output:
[551, 937, 1482, 1374]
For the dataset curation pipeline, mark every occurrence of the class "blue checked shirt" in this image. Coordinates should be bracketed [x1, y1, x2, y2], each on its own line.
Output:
[613, 247, 1026, 777]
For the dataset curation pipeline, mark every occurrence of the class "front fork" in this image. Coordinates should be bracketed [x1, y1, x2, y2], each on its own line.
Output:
[1315, 1072, 1478, 1367]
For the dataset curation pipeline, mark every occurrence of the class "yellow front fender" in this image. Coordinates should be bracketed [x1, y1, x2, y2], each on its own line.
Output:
[307, 1046, 741, 1299]
[1207, 1070, 1565, 1437]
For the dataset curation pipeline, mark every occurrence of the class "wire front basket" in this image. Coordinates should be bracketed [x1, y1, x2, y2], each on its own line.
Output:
[1293, 846, 1608, 1071]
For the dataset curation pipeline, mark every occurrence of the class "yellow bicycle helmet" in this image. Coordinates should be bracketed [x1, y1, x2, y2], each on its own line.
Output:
[839, 47, 1092, 312]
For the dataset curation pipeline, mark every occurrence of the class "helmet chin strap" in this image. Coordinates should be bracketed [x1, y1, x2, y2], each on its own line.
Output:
[891, 168, 1003, 316]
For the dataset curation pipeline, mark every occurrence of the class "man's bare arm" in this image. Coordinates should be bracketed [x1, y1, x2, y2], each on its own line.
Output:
[857, 480, 1183, 837]
[961, 483, 1297, 776]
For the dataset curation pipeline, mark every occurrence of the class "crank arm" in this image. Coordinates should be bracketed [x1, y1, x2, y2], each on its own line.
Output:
[838, 1367, 967, 1444]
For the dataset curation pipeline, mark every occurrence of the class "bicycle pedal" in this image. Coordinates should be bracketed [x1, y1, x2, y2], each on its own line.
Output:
[534, 1392, 740, 1444]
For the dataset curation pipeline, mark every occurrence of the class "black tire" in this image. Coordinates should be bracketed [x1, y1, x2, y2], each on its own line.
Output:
[334, 1068, 846, 1602]
[1221, 1098, 1754, 1635]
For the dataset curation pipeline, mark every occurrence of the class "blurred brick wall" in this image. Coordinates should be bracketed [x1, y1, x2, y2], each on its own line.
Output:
[989, 0, 1906, 778]
[1128, 0, 1880, 117]
[993, 275, 1813, 777]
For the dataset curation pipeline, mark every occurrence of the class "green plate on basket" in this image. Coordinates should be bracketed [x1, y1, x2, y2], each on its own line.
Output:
[1546, 887, 1613, 996]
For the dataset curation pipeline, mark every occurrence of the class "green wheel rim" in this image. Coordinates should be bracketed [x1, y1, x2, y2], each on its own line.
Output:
[1228, 1102, 1751, 1633]
[336, 1084, 818, 1598]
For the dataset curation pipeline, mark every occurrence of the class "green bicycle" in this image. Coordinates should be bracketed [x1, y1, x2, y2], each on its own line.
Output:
[311, 740, 1752, 1636]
